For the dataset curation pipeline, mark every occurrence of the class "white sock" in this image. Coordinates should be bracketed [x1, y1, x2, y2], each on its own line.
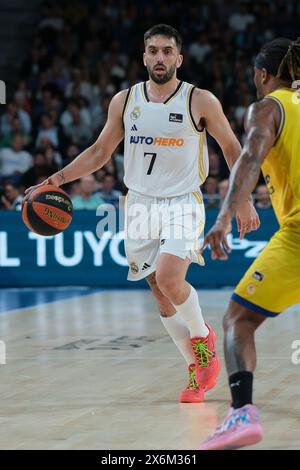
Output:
[160, 313, 195, 366]
[174, 286, 209, 338]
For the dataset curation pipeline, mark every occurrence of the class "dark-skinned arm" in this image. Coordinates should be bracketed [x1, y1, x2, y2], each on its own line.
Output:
[193, 89, 260, 238]
[201, 98, 280, 260]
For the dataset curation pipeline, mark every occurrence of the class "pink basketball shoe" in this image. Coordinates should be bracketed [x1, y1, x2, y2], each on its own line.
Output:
[179, 364, 205, 403]
[199, 404, 264, 450]
[191, 323, 221, 392]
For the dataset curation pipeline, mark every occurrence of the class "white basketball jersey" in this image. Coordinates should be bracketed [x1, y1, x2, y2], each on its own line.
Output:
[123, 80, 209, 197]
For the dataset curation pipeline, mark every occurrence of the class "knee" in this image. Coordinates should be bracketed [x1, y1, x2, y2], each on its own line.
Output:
[155, 271, 178, 298]
[223, 301, 262, 333]
[223, 309, 236, 333]
[146, 272, 169, 301]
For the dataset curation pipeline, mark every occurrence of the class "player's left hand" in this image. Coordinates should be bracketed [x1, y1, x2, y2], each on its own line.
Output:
[236, 200, 260, 240]
[200, 216, 232, 260]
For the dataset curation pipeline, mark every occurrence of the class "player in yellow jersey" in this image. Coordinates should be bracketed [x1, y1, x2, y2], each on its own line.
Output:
[199, 37, 300, 450]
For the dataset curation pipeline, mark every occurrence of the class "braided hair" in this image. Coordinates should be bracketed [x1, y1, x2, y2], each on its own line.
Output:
[277, 37, 300, 81]
[255, 38, 300, 81]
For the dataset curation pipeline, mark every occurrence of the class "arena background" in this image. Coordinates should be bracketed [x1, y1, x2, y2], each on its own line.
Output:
[0, 0, 291, 288]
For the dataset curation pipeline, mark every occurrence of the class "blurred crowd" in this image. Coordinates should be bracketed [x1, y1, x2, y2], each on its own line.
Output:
[1, 0, 296, 210]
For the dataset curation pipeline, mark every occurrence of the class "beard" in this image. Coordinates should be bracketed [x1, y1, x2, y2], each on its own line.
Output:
[147, 63, 177, 84]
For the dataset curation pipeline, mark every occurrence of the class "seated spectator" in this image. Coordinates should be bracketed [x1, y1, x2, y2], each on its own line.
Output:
[102, 156, 122, 187]
[67, 180, 81, 197]
[208, 149, 221, 178]
[228, 4, 255, 32]
[21, 151, 55, 188]
[188, 31, 212, 64]
[0, 134, 32, 181]
[113, 146, 125, 182]
[0, 101, 32, 137]
[65, 68, 93, 103]
[71, 175, 104, 210]
[90, 93, 111, 135]
[60, 98, 91, 129]
[255, 185, 272, 209]
[32, 84, 63, 121]
[1, 182, 23, 210]
[63, 143, 79, 164]
[38, 136, 62, 166]
[35, 113, 60, 148]
[0, 116, 31, 148]
[218, 179, 229, 207]
[14, 80, 32, 115]
[202, 176, 219, 209]
[94, 168, 106, 191]
[97, 174, 122, 208]
[62, 101, 92, 150]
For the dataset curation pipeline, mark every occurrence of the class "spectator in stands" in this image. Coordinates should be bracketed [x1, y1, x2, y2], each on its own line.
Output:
[218, 179, 229, 208]
[38, 137, 62, 167]
[0, 134, 32, 181]
[1, 182, 23, 210]
[67, 180, 81, 197]
[103, 157, 121, 185]
[60, 98, 91, 129]
[255, 185, 272, 209]
[188, 31, 212, 64]
[35, 113, 60, 148]
[0, 101, 31, 137]
[64, 143, 80, 165]
[202, 176, 219, 209]
[14, 81, 32, 115]
[21, 151, 54, 188]
[0, 116, 31, 148]
[47, 55, 70, 93]
[65, 68, 93, 102]
[208, 149, 221, 178]
[94, 168, 106, 191]
[33, 84, 63, 121]
[71, 175, 104, 210]
[62, 101, 92, 150]
[97, 174, 122, 208]
[228, 3, 255, 32]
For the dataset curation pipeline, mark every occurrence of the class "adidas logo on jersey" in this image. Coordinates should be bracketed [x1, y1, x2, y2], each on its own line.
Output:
[131, 124, 138, 131]
[142, 262, 151, 271]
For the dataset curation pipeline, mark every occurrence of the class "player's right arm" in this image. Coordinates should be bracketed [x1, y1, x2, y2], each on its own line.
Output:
[201, 98, 279, 260]
[25, 90, 127, 193]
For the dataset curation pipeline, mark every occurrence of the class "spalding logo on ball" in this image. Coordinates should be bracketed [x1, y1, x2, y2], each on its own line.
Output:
[22, 185, 73, 236]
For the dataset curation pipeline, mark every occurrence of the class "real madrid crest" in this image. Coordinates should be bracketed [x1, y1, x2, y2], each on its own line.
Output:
[130, 106, 141, 120]
[130, 262, 139, 274]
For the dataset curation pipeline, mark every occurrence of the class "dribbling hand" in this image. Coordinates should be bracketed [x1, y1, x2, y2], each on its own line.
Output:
[24, 176, 58, 197]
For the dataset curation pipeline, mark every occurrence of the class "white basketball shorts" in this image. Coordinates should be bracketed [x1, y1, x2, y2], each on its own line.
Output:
[124, 189, 205, 281]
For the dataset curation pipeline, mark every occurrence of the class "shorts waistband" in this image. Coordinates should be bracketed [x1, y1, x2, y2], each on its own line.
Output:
[128, 188, 202, 200]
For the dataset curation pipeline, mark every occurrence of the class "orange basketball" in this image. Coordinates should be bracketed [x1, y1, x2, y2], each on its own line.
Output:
[22, 184, 73, 236]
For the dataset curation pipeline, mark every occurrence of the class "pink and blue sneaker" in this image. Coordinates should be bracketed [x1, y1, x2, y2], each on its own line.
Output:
[199, 404, 264, 450]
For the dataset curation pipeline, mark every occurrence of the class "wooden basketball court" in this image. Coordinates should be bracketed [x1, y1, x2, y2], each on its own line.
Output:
[0, 289, 299, 450]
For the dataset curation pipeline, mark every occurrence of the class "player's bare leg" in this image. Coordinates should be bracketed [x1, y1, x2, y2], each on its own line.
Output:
[155, 253, 221, 394]
[200, 301, 266, 449]
[146, 271, 204, 402]
[223, 300, 266, 375]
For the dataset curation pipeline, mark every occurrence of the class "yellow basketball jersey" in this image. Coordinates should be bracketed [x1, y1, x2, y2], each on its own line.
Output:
[262, 88, 300, 229]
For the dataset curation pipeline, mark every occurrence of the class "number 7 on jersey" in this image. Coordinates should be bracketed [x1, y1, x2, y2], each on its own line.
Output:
[144, 152, 157, 175]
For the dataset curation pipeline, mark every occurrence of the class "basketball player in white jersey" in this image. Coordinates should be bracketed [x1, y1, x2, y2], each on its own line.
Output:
[26, 24, 259, 403]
